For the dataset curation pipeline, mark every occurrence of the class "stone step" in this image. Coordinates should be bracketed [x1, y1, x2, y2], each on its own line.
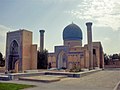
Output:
[0, 75, 11, 81]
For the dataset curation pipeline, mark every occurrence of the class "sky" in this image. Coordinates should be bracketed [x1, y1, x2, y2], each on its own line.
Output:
[0, 0, 120, 56]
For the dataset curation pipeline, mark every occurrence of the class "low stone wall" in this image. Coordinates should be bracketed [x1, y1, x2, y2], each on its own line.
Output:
[0, 69, 102, 81]
[105, 60, 120, 68]
[24, 70, 39, 73]
[8, 72, 45, 80]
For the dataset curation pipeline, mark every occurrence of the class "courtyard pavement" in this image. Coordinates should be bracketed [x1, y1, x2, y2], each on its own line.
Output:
[1, 68, 120, 90]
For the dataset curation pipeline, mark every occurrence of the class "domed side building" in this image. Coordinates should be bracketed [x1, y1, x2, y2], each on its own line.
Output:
[48, 22, 104, 70]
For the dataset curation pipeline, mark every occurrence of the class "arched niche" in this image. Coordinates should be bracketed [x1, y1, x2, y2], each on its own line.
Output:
[57, 51, 67, 69]
[8, 40, 19, 71]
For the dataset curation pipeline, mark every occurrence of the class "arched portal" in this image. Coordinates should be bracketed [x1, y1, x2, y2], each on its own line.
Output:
[8, 40, 19, 71]
[57, 51, 67, 69]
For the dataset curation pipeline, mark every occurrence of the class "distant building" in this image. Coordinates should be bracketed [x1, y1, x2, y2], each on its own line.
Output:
[6, 30, 37, 72]
[48, 22, 104, 70]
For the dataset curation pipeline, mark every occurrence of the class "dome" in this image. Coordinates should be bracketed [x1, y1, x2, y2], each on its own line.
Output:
[63, 23, 83, 41]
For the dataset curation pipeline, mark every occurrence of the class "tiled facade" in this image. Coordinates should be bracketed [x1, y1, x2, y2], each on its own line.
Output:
[6, 30, 37, 72]
[48, 42, 104, 69]
[48, 23, 104, 70]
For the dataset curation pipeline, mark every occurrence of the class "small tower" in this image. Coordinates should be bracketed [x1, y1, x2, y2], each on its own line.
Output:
[86, 22, 93, 69]
[39, 30, 45, 52]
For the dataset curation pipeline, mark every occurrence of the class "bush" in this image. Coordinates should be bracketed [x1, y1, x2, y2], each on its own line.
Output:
[69, 64, 81, 72]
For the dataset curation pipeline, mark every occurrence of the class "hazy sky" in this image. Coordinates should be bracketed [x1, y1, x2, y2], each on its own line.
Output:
[0, 0, 120, 55]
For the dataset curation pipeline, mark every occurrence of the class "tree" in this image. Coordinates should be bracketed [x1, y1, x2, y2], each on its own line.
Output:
[37, 49, 48, 69]
[0, 52, 2, 61]
[119, 53, 120, 61]
[0, 52, 5, 67]
[112, 54, 119, 60]
[104, 53, 109, 65]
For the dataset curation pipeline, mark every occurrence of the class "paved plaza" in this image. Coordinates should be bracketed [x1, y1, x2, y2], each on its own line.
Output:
[1, 69, 120, 90]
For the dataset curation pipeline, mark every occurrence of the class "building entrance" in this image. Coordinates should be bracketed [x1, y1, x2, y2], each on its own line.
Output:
[8, 40, 19, 71]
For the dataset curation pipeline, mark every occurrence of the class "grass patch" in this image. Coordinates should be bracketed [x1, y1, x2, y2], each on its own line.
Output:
[0, 82, 35, 90]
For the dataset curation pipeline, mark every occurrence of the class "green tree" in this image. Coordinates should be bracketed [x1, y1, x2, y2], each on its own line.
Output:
[112, 54, 119, 60]
[119, 53, 120, 60]
[37, 49, 48, 69]
[0, 52, 5, 67]
[104, 53, 109, 65]
[0, 52, 2, 61]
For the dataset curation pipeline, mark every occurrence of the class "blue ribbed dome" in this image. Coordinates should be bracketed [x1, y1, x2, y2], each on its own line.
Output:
[63, 23, 83, 40]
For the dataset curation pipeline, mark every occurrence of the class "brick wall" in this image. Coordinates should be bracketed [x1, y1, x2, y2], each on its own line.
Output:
[105, 60, 120, 68]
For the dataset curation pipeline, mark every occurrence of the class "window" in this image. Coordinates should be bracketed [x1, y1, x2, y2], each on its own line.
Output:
[93, 49, 96, 55]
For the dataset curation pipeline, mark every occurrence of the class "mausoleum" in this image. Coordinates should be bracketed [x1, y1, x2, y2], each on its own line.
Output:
[48, 22, 104, 70]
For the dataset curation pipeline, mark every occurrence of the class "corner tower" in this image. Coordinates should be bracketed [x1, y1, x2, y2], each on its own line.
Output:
[86, 22, 93, 69]
[63, 23, 83, 47]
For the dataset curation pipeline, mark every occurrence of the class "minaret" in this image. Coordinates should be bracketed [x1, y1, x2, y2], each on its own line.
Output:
[86, 22, 93, 70]
[39, 30, 45, 52]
